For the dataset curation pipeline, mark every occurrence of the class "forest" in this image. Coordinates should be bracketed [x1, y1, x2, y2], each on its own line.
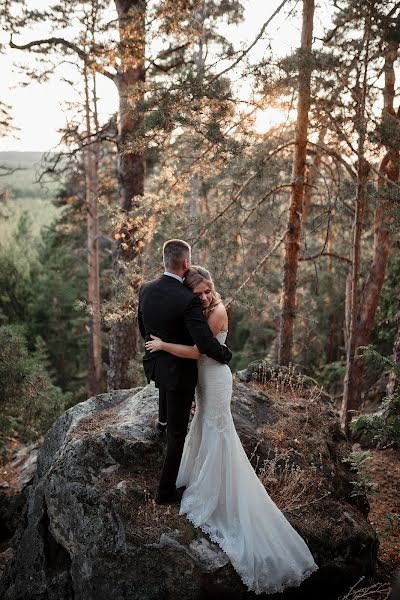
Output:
[0, 1, 399, 599]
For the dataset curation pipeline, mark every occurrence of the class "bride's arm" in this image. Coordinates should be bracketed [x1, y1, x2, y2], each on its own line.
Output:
[145, 304, 228, 358]
[145, 336, 202, 359]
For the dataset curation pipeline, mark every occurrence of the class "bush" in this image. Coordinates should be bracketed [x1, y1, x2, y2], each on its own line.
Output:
[350, 396, 400, 447]
[0, 324, 72, 454]
[350, 346, 400, 448]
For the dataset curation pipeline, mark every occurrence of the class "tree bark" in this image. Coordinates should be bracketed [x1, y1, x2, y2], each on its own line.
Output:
[303, 128, 326, 223]
[341, 37, 399, 431]
[83, 51, 102, 396]
[278, 0, 315, 366]
[189, 0, 207, 263]
[340, 14, 371, 431]
[6, 0, 146, 391]
[108, 0, 146, 390]
[340, 157, 369, 430]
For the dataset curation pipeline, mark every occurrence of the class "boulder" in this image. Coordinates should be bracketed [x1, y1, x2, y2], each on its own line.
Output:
[0, 365, 378, 600]
[0, 439, 41, 574]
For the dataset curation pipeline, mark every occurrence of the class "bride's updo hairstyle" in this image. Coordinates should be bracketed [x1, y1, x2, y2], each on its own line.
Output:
[184, 265, 222, 318]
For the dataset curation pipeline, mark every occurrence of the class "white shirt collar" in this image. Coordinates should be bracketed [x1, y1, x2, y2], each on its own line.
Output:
[164, 271, 183, 284]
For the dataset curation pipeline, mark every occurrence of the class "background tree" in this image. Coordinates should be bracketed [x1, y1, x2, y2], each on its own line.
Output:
[278, 0, 315, 366]
[5, 0, 146, 389]
[2, 0, 400, 446]
[108, 0, 146, 390]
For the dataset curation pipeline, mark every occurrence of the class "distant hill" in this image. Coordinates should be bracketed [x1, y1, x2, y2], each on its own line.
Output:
[0, 151, 50, 169]
[0, 151, 59, 199]
[0, 151, 61, 242]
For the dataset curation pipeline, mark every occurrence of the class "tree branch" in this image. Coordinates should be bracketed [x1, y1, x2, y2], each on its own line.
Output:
[309, 140, 357, 180]
[240, 184, 292, 228]
[299, 252, 352, 264]
[225, 230, 288, 308]
[9, 35, 115, 81]
[208, 0, 289, 84]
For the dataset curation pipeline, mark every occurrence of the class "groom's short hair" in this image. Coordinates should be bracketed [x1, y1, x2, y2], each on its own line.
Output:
[163, 239, 191, 270]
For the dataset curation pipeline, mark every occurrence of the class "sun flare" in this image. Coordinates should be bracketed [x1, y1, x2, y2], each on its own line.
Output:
[254, 106, 294, 133]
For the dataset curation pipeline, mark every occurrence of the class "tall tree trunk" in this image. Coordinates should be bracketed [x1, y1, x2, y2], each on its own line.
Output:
[341, 37, 399, 431]
[303, 128, 326, 223]
[84, 64, 102, 396]
[340, 157, 369, 430]
[278, 0, 315, 366]
[189, 0, 207, 263]
[340, 15, 371, 431]
[108, 0, 146, 390]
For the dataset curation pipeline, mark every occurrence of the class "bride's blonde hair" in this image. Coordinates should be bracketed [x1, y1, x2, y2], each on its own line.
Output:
[184, 265, 222, 318]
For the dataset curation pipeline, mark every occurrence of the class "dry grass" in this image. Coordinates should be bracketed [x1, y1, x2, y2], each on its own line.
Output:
[119, 486, 186, 542]
[338, 578, 391, 600]
[242, 363, 350, 539]
[93, 465, 186, 543]
[249, 440, 329, 514]
[255, 362, 324, 403]
[73, 404, 122, 438]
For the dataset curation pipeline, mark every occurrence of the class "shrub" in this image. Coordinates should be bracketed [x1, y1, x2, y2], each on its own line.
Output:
[0, 324, 72, 455]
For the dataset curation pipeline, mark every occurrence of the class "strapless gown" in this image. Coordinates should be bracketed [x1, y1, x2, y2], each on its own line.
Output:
[176, 330, 318, 595]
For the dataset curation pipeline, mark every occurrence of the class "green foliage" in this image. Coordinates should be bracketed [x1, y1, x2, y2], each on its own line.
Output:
[228, 305, 276, 372]
[0, 324, 72, 451]
[359, 345, 400, 379]
[28, 216, 90, 396]
[342, 450, 375, 497]
[0, 184, 90, 402]
[2, 0, 400, 452]
[0, 194, 84, 449]
[350, 347, 400, 447]
[371, 253, 400, 355]
[351, 396, 400, 447]
[316, 361, 347, 398]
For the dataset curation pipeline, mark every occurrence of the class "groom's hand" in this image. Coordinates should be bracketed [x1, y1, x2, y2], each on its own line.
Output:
[145, 335, 164, 352]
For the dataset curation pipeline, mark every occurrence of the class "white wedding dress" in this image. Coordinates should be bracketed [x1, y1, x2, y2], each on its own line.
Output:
[176, 330, 318, 595]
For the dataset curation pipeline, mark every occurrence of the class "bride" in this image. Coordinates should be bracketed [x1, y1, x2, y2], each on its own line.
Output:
[145, 266, 318, 595]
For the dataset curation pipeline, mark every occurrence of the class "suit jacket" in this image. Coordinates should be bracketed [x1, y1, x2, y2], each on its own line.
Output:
[138, 274, 232, 391]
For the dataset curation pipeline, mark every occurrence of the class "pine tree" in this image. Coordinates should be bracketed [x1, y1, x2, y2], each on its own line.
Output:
[278, 0, 315, 366]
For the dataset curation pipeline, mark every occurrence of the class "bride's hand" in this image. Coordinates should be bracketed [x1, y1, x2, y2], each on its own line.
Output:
[145, 335, 164, 352]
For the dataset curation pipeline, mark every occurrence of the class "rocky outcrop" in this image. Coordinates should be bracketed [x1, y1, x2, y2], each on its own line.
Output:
[0, 439, 41, 578]
[0, 365, 379, 600]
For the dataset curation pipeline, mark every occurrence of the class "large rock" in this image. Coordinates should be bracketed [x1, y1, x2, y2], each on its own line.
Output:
[0, 440, 41, 579]
[0, 365, 378, 600]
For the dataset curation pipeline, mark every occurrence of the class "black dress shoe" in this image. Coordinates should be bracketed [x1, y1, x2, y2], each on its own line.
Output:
[155, 486, 186, 505]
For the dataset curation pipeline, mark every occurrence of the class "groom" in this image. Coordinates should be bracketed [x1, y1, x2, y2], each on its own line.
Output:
[138, 239, 232, 504]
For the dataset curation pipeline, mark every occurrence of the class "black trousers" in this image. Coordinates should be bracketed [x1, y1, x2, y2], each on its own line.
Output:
[158, 388, 168, 424]
[157, 386, 194, 500]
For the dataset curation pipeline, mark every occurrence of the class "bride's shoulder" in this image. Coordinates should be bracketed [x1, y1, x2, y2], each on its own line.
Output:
[212, 301, 228, 320]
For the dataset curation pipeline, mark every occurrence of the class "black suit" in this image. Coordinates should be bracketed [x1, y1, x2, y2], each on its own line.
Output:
[138, 274, 232, 500]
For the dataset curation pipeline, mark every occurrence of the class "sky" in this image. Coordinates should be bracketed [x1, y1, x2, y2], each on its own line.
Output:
[0, 0, 333, 153]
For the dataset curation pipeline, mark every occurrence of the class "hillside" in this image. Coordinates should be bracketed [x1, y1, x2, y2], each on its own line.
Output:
[0, 151, 61, 241]
[0, 152, 47, 169]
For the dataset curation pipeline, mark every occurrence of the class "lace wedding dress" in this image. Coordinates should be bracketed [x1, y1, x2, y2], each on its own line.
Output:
[176, 330, 318, 595]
